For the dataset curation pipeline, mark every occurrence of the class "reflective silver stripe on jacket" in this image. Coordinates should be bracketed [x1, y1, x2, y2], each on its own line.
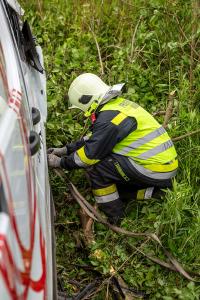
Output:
[144, 187, 154, 199]
[128, 158, 177, 180]
[94, 192, 119, 204]
[73, 152, 88, 168]
[137, 140, 173, 160]
[116, 126, 166, 155]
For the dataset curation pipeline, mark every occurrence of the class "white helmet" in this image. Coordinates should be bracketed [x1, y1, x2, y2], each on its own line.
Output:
[68, 73, 125, 115]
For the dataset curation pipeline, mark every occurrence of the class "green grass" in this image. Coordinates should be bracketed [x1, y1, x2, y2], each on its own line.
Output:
[21, 0, 200, 298]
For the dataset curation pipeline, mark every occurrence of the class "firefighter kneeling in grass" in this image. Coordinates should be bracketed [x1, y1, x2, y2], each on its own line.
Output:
[48, 73, 178, 225]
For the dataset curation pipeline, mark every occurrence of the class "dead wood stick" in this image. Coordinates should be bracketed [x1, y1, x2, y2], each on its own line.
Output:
[152, 110, 199, 142]
[110, 266, 135, 300]
[55, 221, 77, 225]
[128, 243, 199, 279]
[152, 110, 166, 117]
[172, 129, 200, 142]
[133, 247, 177, 272]
[79, 208, 95, 246]
[89, 26, 104, 75]
[163, 90, 176, 128]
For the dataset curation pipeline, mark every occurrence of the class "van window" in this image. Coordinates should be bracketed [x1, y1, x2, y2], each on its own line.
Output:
[0, 179, 7, 213]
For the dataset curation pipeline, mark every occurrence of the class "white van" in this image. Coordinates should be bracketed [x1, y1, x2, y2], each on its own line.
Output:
[0, 1, 57, 299]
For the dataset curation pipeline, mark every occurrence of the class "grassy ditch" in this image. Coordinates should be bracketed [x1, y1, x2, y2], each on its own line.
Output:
[21, 1, 200, 299]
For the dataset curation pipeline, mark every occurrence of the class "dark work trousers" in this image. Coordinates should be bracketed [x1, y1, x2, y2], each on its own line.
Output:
[87, 154, 172, 224]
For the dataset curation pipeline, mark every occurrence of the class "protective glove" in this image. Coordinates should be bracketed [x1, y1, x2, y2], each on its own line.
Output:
[47, 153, 61, 168]
[47, 146, 67, 157]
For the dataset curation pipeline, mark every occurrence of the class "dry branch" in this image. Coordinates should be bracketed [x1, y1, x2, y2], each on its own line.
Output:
[89, 26, 104, 75]
[163, 90, 176, 129]
[152, 110, 166, 117]
[79, 208, 95, 246]
[109, 266, 135, 300]
[172, 129, 200, 142]
[174, 14, 199, 58]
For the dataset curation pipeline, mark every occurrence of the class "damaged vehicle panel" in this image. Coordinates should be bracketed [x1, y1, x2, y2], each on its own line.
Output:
[0, 1, 56, 299]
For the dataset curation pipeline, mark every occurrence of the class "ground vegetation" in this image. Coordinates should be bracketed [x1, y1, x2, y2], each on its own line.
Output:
[21, 1, 200, 299]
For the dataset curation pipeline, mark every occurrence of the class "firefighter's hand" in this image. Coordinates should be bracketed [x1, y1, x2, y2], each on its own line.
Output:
[47, 146, 67, 157]
[47, 154, 61, 168]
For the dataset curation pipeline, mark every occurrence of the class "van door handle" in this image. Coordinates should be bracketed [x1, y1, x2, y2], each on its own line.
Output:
[32, 107, 41, 125]
[29, 131, 40, 156]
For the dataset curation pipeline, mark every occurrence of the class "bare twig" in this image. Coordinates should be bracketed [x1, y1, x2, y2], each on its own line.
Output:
[133, 44, 146, 61]
[89, 26, 104, 75]
[130, 16, 142, 61]
[130, 245, 177, 272]
[106, 44, 121, 49]
[153, 108, 199, 143]
[152, 110, 166, 117]
[55, 221, 77, 226]
[163, 90, 176, 129]
[174, 15, 199, 58]
[172, 130, 200, 142]
[110, 267, 134, 300]
[105, 279, 110, 300]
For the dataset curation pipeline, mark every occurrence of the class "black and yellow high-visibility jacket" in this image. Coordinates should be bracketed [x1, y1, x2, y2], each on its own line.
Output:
[61, 97, 178, 177]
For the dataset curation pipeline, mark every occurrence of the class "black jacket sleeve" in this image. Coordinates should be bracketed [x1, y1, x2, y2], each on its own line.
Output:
[66, 136, 89, 155]
[60, 111, 137, 170]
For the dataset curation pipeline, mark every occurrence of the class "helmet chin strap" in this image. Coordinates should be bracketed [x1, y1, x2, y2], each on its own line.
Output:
[84, 100, 99, 117]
